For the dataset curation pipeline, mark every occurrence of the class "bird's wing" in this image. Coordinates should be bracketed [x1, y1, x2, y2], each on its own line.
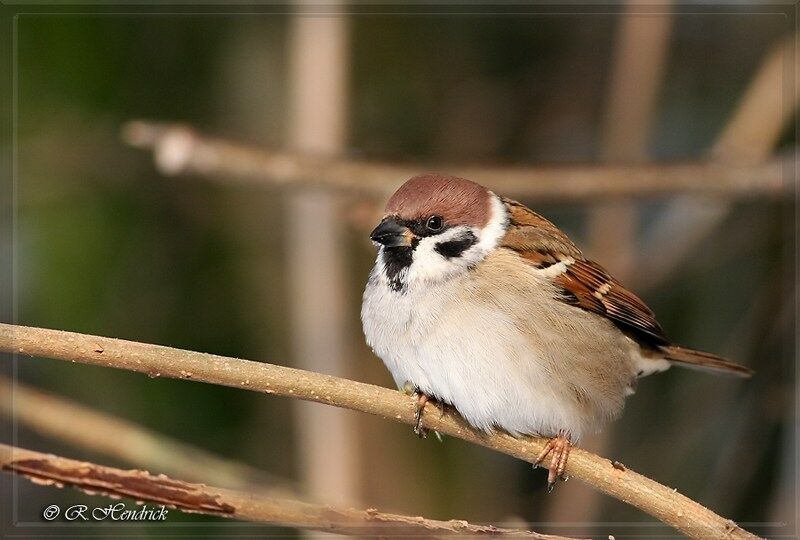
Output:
[500, 197, 669, 346]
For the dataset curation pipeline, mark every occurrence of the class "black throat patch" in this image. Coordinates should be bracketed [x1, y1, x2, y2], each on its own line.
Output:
[381, 239, 418, 292]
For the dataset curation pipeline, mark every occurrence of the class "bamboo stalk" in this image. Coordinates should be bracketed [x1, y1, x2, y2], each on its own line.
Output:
[285, 7, 359, 510]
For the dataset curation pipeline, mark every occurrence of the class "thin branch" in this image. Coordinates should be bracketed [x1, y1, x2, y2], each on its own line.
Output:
[635, 33, 798, 290]
[712, 34, 797, 162]
[0, 376, 295, 496]
[121, 121, 788, 201]
[0, 444, 557, 538]
[0, 323, 760, 540]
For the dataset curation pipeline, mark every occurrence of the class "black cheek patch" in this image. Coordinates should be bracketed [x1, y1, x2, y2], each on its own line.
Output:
[434, 232, 477, 259]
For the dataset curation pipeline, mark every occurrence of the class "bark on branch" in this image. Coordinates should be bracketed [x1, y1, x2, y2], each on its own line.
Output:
[121, 121, 789, 201]
[0, 444, 556, 538]
[0, 323, 760, 539]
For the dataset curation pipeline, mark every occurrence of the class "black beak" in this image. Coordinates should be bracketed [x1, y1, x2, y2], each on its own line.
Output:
[370, 217, 414, 247]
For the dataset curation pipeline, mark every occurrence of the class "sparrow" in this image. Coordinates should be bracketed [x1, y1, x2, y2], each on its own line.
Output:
[361, 173, 753, 490]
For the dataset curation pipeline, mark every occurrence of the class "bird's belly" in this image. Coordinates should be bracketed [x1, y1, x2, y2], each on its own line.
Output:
[362, 276, 631, 440]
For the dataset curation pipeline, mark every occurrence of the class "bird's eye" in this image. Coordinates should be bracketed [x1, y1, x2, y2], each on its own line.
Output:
[426, 215, 444, 232]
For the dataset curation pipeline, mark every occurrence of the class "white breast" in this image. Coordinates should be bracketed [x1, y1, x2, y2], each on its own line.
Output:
[362, 249, 640, 440]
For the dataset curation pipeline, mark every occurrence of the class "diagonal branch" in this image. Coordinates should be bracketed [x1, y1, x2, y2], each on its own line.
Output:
[712, 34, 796, 163]
[0, 376, 296, 496]
[121, 121, 789, 201]
[0, 444, 557, 538]
[0, 323, 760, 539]
[635, 33, 798, 290]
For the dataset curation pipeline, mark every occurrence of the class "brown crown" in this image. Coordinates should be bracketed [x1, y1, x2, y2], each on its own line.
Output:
[385, 173, 492, 228]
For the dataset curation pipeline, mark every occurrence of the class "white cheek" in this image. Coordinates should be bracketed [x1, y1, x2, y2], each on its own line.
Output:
[405, 236, 460, 284]
[405, 193, 508, 287]
[473, 193, 508, 255]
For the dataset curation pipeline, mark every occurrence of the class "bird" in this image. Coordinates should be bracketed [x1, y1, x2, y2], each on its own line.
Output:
[361, 173, 753, 491]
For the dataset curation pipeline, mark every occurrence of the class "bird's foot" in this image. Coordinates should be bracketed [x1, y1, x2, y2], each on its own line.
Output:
[413, 392, 430, 438]
[532, 431, 572, 493]
[402, 383, 442, 440]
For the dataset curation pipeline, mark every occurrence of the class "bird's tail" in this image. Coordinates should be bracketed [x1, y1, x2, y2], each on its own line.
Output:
[660, 345, 753, 378]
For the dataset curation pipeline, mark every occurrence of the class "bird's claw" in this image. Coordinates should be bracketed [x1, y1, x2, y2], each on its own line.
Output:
[532, 432, 572, 493]
[403, 384, 443, 440]
[413, 392, 430, 438]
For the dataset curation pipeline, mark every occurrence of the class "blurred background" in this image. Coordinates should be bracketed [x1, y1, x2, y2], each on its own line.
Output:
[0, 3, 796, 538]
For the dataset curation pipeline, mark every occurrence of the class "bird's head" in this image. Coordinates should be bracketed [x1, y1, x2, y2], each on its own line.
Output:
[370, 173, 508, 291]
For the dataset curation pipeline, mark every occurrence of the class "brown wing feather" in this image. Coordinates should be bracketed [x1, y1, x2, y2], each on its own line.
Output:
[557, 259, 669, 345]
[501, 198, 582, 257]
[499, 198, 752, 376]
[500, 197, 668, 346]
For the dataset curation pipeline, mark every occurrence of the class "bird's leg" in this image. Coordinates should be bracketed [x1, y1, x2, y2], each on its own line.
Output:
[413, 392, 430, 438]
[402, 382, 438, 439]
[532, 430, 573, 492]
